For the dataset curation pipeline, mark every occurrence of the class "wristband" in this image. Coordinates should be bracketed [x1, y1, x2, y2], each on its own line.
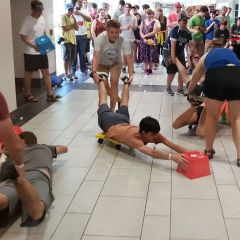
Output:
[14, 163, 25, 169]
[168, 154, 172, 160]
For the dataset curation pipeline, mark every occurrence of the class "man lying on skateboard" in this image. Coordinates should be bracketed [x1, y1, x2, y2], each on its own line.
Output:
[97, 76, 188, 167]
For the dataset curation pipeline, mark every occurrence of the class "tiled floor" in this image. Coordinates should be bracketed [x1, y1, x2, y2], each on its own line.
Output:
[1, 66, 240, 240]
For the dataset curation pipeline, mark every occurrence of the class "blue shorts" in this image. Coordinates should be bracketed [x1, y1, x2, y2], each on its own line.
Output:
[97, 104, 130, 132]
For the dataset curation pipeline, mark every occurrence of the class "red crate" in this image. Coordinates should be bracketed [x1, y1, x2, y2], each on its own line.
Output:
[176, 151, 210, 179]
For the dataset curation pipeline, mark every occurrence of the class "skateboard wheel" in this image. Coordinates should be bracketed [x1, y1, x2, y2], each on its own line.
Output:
[115, 144, 121, 150]
[98, 138, 104, 144]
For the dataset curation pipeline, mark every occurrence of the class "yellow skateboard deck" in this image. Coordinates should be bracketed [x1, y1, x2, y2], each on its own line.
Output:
[95, 132, 121, 149]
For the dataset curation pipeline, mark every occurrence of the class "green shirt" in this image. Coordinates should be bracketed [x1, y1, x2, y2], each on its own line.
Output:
[189, 15, 205, 41]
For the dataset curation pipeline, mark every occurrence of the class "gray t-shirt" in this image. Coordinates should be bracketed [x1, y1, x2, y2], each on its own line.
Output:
[119, 14, 137, 42]
[94, 31, 132, 65]
[6, 144, 57, 176]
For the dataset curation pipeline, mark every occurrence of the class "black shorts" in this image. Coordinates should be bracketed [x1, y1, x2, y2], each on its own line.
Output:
[204, 66, 240, 101]
[62, 43, 76, 62]
[24, 54, 48, 71]
[98, 104, 130, 132]
[163, 50, 186, 74]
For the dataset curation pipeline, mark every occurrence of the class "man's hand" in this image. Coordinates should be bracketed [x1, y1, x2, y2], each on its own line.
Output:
[32, 44, 39, 52]
[171, 154, 189, 167]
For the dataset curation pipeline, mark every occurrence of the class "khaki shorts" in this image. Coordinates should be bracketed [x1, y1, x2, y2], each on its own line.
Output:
[97, 63, 122, 83]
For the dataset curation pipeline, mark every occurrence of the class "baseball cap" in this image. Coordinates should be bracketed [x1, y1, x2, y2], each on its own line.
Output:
[210, 9, 217, 14]
[66, 3, 74, 10]
[174, 2, 182, 8]
[178, 13, 188, 22]
[31, 0, 44, 10]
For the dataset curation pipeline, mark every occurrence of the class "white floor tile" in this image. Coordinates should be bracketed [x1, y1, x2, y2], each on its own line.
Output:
[85, 196, 145, 237]
[102, 168, 150, 197]
[141, 216, 170, 240]
[171, 199, 228, 240]
[82, 236, 138, 240]
[68, 181, 104, 213]
[225, 218, 240, 240]
[217, 185, 240, 218]
[145, 182, 171, 216]
[51, 213, 90, 240]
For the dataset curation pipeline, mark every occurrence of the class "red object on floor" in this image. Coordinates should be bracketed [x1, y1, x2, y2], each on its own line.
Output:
[13, 125, 22, 135]
[176, 151, 210, 179]
[0, 125, 22, 149]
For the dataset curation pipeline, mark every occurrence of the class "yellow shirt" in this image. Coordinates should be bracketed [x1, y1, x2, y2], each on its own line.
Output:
[85, 21, 91, 39]
[61, 14, 76, 45]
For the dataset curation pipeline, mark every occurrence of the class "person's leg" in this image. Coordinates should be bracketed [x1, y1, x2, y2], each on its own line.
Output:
[109, 64, 121, 111]
[166, 73, 175, 89]
[172, 106, 197, 129]
[120, 83, 130, 107]
[98, 79, 108, 106]
[41, 69, 53, 96]
[79, 35, 87, 72]
[71, 36, 80, 75]
[177, 74, 184, 91]
[204, 98, 223, 155]
[196, 107, 207, 137]
[228, 100, 240, 159]
[175, 58, 191, 84]
[63, 44, 70, 77]
[23, 71, 33, 96]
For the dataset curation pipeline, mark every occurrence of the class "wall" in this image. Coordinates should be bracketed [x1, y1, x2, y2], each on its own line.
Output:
[10, 0, 56, 80]
[0, 0, 16, 111]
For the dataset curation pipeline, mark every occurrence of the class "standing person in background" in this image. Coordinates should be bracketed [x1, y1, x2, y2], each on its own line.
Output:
[167, 2, 182, 32]
[131, 5, 140, 15]
[60, 3, 78, 81]
[91, 8, 107, 43]
[90, 2, 98, 20]
[205, 9, 220, 46]
[133, 12, 142, 66]
[216, 6, 231, 30]
[113, 0, 125, 20]
[102, 2, 111, 20]
[155, 8, 167, 67]
[139, 9, 159, 75]
[213, 20, 230, 47]
[188, 6, 208, 58]
[92, 20, 134, 111]
[20, 0, 60, 102]
[71, 0, 91, 76]
[141, 4, 150, 22]
[163, 13, 193, 96]
[119, 3, 138, 73]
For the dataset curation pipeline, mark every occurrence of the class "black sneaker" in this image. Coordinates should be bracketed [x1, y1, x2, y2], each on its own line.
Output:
[166, 87, 174, 96]
[46, 95, 61, 102]
[177, 89, 187, 96]
[121, 76, 129, 84]
[122, 67, 127, 73]
[0, 160, 19, 181]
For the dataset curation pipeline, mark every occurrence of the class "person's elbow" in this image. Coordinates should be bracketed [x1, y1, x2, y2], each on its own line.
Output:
[172, 121, 180, 129]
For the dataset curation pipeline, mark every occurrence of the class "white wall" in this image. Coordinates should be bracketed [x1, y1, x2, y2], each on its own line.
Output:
[0, 0, 16, 111]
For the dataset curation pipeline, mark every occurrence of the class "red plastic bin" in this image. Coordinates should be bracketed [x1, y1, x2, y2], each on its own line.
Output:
[176, 151, 210, 179]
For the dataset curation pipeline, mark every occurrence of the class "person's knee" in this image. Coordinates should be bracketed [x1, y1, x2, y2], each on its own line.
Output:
[0, 193, 9, 210]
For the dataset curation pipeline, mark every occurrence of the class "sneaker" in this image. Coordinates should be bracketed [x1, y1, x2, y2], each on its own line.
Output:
[121, 76, 129, 84]
[0, 160, 19, 181]
[62, 76, 71, 81]
[166, 87, 174, 96]
[177, 88, 187, 96]
[70, 74, 78, 80]
[122, 67, 127, 73]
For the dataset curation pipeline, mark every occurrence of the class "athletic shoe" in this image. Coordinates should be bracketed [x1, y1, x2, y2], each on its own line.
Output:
[176, 88, 187, 96]
[122, 67, 127, 73]
[121, 76, 130, 84]
[0, 160, 19, 181]
[166, 87, 174, 96]
[46, 95, 61, 102]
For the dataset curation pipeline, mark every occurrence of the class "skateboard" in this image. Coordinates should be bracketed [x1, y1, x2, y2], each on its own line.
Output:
[95, 132, 121, 150]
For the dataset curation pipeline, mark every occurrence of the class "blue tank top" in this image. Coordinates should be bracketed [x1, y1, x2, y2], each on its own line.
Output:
[204, 48, 240, 71]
